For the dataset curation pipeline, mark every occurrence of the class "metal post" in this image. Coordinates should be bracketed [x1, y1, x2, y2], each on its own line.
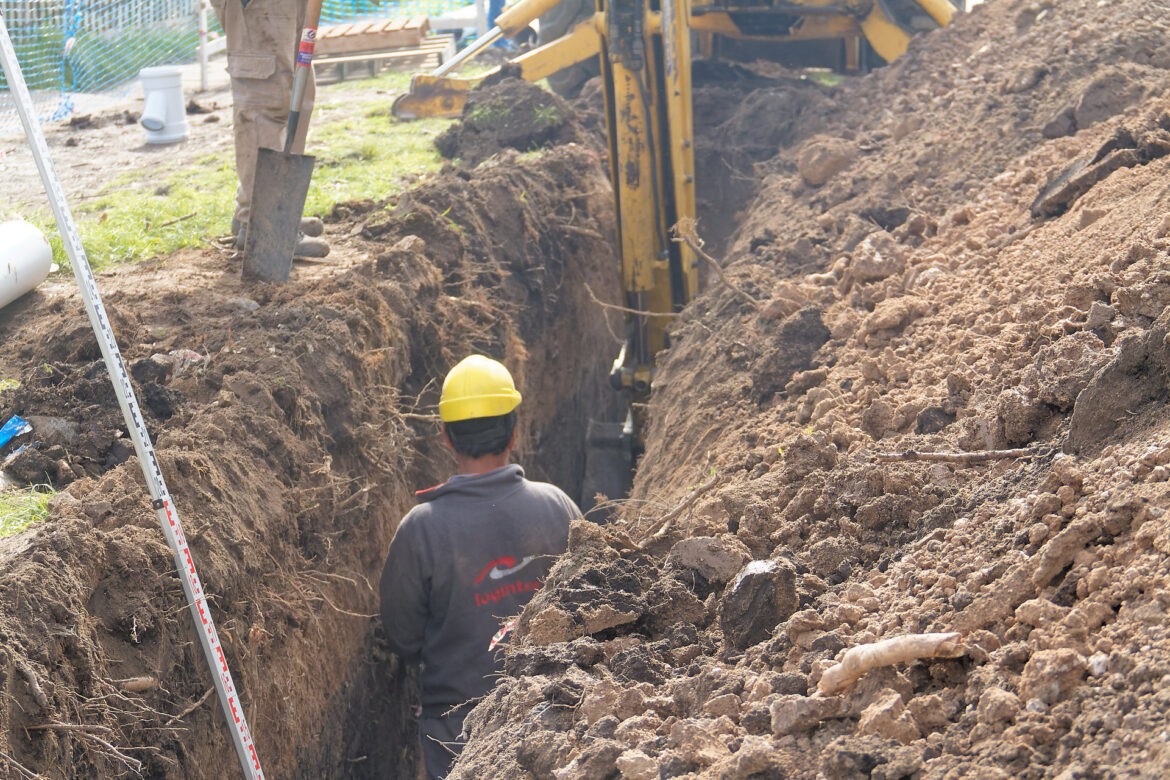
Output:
[0, 10, 265, 780]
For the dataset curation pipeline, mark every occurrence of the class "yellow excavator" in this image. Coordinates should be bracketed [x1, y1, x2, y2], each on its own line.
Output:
[394, 0, 957, 501]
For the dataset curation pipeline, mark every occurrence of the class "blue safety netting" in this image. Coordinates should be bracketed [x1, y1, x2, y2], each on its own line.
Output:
[0, 0, 467, 132]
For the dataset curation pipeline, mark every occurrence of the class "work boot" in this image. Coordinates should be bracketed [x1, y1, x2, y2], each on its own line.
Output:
[300, 217, 324, 237]
[294, 234, 330, 259]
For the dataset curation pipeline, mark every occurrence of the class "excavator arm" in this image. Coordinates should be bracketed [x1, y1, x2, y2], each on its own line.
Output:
[389, 0, 957, 504]
[392, 15, 603, 120]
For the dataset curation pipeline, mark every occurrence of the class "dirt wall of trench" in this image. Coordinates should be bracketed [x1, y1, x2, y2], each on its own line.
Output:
[0, 140, 622, 778]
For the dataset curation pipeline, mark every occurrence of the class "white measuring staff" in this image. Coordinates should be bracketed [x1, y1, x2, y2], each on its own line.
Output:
[0, 13, 265, 780]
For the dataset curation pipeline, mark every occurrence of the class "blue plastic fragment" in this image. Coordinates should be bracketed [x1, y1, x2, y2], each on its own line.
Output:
[0, 415, 32, 450]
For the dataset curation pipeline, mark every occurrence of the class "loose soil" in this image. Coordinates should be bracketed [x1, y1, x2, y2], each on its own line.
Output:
[0, 127, 622, 776]
[9, 0, 1170, 778]
[443, 1, 1170, 779]
[435, 75, 589, 167]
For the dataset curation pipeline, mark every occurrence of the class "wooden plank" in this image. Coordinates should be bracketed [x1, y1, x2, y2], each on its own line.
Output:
[317, 42, 453, 67]
[314, 34, 456, 81]
[316, 17, 429, 55]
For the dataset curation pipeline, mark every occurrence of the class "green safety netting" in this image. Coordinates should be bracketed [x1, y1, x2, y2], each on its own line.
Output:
[0, 0, 467, 131]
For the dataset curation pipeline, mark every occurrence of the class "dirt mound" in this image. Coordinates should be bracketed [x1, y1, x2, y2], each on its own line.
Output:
[691, 72, 836, 254]
[445, 1, 1170, 778]
[435, 77, 589, 167]
[0, 141, 622, 777]
[709, 0, 1170, 277]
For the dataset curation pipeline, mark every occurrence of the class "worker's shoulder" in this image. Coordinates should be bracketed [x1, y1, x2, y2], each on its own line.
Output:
[519, 477, 571, 498]
[394, 501, 436, 534]
[518, 478, 581, 513]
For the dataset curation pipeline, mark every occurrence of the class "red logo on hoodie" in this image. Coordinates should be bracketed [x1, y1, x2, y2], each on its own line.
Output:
[473, 555, 541, 608]
[473, 555, 537, 584]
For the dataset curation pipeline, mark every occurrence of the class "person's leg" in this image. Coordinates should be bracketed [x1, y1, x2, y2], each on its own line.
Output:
[419, 713, 465, 780]
[487, 0, 504, 28]
[211, 0, 313, 232]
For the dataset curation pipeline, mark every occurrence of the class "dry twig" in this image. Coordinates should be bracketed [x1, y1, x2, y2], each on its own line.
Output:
[640, 473, 721, 545]
[14, 658, 49, 709]
[874, 447, 1039, 463]
[157, 211, 196, 229]
[584, 282, 678, 319]
[672, 218, 761, 310]
[164, 687, 214, 726]
[818, 632, 965, 695]
[113, 676, 159, 693]
[0, 749, 44, 779]
[399, 412, 439, 422]
[555, 222, 605, 241]
[29, 723, 142, 774]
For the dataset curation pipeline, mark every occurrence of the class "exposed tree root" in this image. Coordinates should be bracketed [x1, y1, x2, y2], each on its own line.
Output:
[818, 632, 965, 695]
[873, 447, 1040, 463]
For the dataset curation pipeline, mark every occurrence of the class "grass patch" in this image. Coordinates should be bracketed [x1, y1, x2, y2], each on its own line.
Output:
[0, 379, 18, 393]
[0, 487, 53, 539]
[34, 155, 239, 271]
[804, 69, 848, 88]
[304, 97, 450, 216]
[29, 69, 460, 271]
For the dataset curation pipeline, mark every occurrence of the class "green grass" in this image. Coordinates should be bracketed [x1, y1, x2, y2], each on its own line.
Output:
[804, 69, 848, 88]
[0, 487, 53, 540]
[304, 96, 450, 218]
[33, 155, 240, 270]
[0, 379, 18, 392]
[30, 69, 459, 271]
[467, 101, 511, 124]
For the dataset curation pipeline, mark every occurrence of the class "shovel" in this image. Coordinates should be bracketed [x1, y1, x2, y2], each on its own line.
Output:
[243, 0, 323, 283]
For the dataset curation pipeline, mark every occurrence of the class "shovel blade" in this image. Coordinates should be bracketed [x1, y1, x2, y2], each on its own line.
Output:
[243, 147, 315, 283]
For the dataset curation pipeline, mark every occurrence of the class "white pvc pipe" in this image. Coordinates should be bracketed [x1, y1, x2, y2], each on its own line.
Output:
[0, 220, 52, 310]
[139, 65, 189, 143]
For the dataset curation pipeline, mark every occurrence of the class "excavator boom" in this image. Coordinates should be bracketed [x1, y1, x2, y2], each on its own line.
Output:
[390, 0, 958, 503]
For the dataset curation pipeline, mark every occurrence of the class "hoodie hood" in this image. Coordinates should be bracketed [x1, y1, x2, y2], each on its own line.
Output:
[415, 463, 525, 503]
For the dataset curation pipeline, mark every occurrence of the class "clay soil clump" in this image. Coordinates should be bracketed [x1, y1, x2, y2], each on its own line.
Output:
[435, 76, 589, 167]
[445, 1, 1170, 778]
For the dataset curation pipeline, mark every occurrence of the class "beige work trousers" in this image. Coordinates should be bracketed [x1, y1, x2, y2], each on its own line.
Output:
[210, 0, 315, 228]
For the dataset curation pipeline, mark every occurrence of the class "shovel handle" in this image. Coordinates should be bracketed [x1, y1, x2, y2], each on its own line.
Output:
[285, 0, 325, 152]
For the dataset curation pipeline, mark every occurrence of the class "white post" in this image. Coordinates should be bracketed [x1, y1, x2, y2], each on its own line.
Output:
[198, 0, 209, 92]
[476, 0, 488, 38]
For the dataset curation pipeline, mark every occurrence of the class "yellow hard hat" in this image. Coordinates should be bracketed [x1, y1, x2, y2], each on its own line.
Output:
[439, 355, 522, 422]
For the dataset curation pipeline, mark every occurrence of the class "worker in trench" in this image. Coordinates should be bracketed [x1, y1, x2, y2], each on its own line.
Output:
[209, 0, 329, 258]
[379, 355, 578, 778]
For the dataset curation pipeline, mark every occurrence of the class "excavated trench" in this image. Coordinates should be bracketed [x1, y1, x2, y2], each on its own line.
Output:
[0, 69, 812, 779]
[0, 138, 625, 777]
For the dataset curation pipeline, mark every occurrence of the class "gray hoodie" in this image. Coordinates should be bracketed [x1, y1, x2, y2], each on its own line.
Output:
[379, 464, 577, 716]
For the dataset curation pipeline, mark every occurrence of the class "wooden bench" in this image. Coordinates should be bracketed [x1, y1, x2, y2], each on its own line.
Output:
[312, 17, 457, 82]
[315, 34, 458, 82]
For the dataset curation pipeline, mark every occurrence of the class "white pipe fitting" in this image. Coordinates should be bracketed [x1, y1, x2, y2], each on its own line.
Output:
[0, 220, 52, 310]
[139, 66, 189, 144]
